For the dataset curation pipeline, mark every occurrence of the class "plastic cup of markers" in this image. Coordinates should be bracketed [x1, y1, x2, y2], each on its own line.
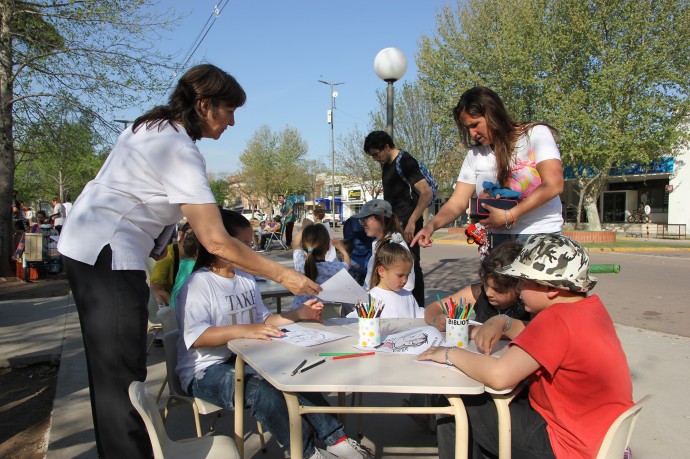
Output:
[446, 318, 469, 349]
[358, 317, 381, 348]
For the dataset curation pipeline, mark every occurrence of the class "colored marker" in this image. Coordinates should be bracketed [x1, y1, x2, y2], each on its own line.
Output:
[300, 358, 326, 373]
[291, 358, 308, 376]
[331, 352, 375, 360]
[318, 352, 362, 357]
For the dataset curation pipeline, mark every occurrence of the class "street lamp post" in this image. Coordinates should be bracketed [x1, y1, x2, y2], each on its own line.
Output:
[373, 48, 408, 137]
[318, 80, 344, 227]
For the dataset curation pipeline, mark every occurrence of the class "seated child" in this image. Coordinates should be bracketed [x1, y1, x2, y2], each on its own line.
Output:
[257, 216, 282, 251]
[176, 210, 371, 459]
[418, 234, 633, 459]
[424, 241, 530, 354]
[349, 240, 424, 319]
[169, 227, 199, 309]
[292, 224, 351, 310]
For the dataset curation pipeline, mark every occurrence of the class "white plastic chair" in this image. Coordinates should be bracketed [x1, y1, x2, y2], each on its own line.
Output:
[161, 329, 267, 451]
[596, 394, 652, 459]
[146, 291, 163, 355]
[153, 306, 179, 402]
[128, 381, 240, 459]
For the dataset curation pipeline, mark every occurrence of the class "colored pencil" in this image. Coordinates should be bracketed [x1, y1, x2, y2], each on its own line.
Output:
[331, 352, 375, 360]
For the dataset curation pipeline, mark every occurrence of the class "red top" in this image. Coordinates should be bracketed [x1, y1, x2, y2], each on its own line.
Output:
[512, 295, 633, 458]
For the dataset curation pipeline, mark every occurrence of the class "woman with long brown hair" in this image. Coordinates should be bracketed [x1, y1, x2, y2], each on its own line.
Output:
[412, 86, 564, 250]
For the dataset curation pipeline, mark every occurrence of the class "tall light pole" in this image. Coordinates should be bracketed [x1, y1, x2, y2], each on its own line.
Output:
[318, 80, 344, 226]
[374, 47, 408, 137]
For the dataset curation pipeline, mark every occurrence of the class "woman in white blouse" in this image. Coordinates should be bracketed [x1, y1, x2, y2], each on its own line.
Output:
[58, 64, 319, 459]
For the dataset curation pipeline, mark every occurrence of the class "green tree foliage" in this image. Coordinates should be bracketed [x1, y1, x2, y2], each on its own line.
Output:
[0, 0, 178, 274]
[371, 82, 462, 195]
[207, 173, 231, 207]
[239, 125, 311, 212]
[336, 126, 384, 200]
[417, 0, 690, 229]
[14, 104, 105, 204]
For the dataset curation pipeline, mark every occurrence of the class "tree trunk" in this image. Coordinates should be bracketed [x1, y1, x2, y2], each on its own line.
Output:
[584, 198, 602, 231]
[0, 1, 17, 276]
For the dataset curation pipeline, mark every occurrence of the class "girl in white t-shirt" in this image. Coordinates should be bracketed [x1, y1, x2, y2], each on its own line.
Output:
[412, 86, 564, 251]
[177, 210, 371, 459]
[292, 224, 351, 309]
[366, 241, 424, 319]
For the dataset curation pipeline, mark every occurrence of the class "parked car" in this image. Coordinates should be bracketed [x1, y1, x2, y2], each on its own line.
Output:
[240, 209, 265, 222]
[321, 214, 341, 227]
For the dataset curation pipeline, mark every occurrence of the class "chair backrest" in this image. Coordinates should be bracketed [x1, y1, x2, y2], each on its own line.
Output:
[596, 394, 652, 459]
[157, 306, 178, 334]
[322, 303, 343, 320]
[162, 329, 187, 396]
[128, 381, 170, 459]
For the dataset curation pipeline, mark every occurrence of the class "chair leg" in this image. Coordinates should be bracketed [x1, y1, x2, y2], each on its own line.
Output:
[155, 376, 167, 403]
[257, 421, 267, 453]
[192, 404, 203, 437]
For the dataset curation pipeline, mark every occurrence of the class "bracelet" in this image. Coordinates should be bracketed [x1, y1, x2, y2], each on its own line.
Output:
[501, 314, 513, 333]
[444, 347, 455, 367]
[504, 209, 516, 229]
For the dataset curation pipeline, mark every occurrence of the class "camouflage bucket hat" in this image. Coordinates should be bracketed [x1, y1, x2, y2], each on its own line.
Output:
[495, 234, 597, 292]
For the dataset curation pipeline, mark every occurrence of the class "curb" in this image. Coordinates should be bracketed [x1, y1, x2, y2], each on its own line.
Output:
[0, 354, 61, 369]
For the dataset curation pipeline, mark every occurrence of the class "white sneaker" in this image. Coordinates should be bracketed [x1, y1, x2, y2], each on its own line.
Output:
[326, 438, 374, 459]
[308, 447, 338, 459]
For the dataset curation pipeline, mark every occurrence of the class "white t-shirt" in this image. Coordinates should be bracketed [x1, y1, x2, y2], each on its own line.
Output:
[58, 123, 216, 270]
[457, 125, 563, 235]
[363, 233, 415, 291]
[175, 268, 271, 392]
[62, 202, 72, 218]
[369, 286, 424, 319]
[291, 254, 348, 309]
[52, 203, 66, 226]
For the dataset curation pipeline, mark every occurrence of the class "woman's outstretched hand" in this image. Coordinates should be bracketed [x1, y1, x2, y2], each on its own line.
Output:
[410, 224, 434, 248]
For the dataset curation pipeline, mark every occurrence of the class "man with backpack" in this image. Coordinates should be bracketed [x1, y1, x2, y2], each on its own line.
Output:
[363, 130, 436, 308]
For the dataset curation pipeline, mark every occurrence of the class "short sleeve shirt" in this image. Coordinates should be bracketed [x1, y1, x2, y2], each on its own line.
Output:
[382, 151, 426, 227]
[511, 295, 633, 458]
[291, 257, 348, 309]
[58, 123, 216, 270]
[175, 268, 270, 391]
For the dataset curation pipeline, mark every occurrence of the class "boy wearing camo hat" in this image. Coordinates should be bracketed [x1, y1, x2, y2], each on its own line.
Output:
[419, 234, 633, 459]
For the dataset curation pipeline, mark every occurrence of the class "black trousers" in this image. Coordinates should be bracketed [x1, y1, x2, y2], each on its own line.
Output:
[64, 246, 153, 459]
[284, 221, 295, 246]
[436, 392, 555, 459]
[408, 217, 425, 307]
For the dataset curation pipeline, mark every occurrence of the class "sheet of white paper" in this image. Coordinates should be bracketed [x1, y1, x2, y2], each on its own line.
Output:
[358, 326, 446, 355]
[317, 269, 369, 304]
[274, 324, 349, 347]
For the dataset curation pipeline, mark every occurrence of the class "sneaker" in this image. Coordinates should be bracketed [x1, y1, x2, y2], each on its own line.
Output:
[256, 249, 265, 253]
[308, 447, 338, 459]
[327, 438, 374, 459]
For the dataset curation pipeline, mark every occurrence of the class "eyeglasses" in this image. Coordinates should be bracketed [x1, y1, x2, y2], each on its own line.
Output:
[359, 215, 375, 226]
[366, 150, 382, 158]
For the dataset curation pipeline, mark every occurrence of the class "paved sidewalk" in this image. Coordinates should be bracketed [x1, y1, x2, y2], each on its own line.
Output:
[1, 245, 688, 458]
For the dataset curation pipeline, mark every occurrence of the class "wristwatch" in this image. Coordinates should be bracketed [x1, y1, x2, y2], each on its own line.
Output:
[444, 347, 454, 367]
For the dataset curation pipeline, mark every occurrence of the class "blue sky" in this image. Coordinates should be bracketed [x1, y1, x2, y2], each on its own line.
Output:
[114, 0, 451, 174]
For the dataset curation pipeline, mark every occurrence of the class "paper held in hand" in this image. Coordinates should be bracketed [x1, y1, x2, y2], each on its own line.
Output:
[317, 269, 369, 304]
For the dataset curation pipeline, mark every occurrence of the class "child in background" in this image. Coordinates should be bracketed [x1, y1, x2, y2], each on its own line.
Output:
[424, 241, 530, 354]
[176, 210, 372, 459]
[169, 229, 200, 308]
[366, 241, 424, 319]
[351, 199, 416, 297]
[292, 224, 351, 310]
[419, 234, 633, 459]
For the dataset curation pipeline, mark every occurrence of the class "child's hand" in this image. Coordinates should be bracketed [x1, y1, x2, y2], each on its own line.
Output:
[296, 298, 324, 322]
[237, 324, 286, 341]
[416, 346, 446, 363]
[332, 239, 345, 252]
[473, 315, 506, 355]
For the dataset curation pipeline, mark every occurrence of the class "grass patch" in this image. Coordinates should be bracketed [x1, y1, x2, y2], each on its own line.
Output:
[583, 240, 690, 249]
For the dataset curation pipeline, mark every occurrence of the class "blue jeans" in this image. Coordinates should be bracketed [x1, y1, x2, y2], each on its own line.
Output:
[189, 361, 345, 457]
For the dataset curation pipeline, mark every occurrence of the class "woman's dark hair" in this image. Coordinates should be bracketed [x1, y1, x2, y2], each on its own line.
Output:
[300, 224, 331, 281]
[313, 207, 326, 220]
[452, 86, 556, 187]
[182, 231, 200, 259]
[132, 64, 246, 141]
[193, 209, 251, 271]
[370, 241, 414, 289]
[369, 213, 403, 240]
[478, 241, 523, 292]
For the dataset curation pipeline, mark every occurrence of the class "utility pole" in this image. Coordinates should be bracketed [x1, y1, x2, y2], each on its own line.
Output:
[318, 80, 344, 226]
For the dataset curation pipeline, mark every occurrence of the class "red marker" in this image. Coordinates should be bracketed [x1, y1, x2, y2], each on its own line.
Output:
[331, 352, 375, 360]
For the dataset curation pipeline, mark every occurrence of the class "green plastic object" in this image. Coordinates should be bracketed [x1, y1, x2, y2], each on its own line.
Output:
[589, 264, 621, 274]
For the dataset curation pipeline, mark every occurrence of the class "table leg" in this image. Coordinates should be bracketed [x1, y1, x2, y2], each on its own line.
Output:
[234, 357, 246, 458]
[446, 394, 469, 459]
[284, 391, 303, 459]
[491, 394, 513, 459]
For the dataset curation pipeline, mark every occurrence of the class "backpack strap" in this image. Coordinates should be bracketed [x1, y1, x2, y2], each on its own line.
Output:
[394, 150, 416, 200]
